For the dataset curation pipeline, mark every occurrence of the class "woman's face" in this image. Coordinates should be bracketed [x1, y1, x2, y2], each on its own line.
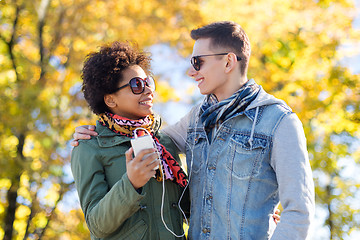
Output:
[105, 65, 154, 119]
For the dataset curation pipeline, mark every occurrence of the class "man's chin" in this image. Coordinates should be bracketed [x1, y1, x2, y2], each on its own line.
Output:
[199, 88, 209, 96]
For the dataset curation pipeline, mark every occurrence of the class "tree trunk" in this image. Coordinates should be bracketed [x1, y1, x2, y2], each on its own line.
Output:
[326, 184, 334, 240]
[3, 178, 20, 240]
[3, 133, 26, 240]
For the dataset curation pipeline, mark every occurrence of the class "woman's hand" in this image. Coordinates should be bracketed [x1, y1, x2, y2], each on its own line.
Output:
[71, 125, 98, 147]
[125, 147, 160, 190]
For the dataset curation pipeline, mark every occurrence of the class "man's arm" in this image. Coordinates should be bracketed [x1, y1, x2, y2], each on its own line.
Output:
[71, 104, 197, 151]
[162, 106, 197, 154]
[270, 113, 315, 240]
[71, 120, 189, 150]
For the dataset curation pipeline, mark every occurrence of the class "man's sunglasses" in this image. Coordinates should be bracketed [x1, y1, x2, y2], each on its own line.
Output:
[115, 76, 155, 94]
[190, 53, 242, 71]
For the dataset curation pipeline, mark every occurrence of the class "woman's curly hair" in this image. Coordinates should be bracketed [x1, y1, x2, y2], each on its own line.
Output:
[81, 41, 151, 114]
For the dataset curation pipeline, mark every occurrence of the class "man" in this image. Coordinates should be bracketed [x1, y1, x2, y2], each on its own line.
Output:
[73, 21, 314, 239]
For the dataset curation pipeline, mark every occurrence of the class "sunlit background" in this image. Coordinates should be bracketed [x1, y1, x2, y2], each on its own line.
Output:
[0, 0, 359, 239]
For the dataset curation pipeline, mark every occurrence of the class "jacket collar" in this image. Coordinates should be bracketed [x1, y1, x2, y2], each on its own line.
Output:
[95, 122, 130, 147]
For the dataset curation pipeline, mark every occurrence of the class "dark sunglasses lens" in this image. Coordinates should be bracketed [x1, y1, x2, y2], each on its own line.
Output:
[129, 78, 144, 94]
[191, 57, 200, 71]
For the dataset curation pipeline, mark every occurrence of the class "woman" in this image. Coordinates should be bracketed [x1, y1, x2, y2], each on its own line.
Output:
[71, 41, 188, 239]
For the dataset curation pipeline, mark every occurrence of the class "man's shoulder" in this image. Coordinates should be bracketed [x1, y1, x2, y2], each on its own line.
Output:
[265, 102, 292, 114]
[189, 103, 202, 115]
[249, 86, 292, 113]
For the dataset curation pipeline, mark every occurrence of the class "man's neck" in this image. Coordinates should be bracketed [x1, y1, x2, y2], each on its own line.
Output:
[215, 76, 248, 101]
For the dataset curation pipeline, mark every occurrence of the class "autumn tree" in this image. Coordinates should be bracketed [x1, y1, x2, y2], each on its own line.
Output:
[0, 0, 203, 239]
[1, 0, 359, 239]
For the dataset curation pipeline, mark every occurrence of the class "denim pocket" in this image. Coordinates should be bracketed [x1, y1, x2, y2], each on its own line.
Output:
[228, 133, 268, 179]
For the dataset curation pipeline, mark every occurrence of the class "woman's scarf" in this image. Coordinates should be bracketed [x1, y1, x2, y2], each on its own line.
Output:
[99, 112, 188, 188]
[200, 79, 260, 141]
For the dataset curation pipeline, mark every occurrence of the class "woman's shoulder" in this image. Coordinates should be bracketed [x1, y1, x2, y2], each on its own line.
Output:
[73, 130, 130, 156]
[71, 137, 101, 161]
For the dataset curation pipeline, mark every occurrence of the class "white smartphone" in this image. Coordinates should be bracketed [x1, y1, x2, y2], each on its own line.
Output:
[131, 134, 160, 170]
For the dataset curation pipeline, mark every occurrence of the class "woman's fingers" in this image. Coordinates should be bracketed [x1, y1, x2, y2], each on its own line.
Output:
[126, 148, 159, 189]
[125, 147, 134, 164]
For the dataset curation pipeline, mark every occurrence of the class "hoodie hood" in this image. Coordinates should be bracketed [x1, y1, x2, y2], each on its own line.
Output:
[243, 85, 291, 149]
[246, 86, 290, 111]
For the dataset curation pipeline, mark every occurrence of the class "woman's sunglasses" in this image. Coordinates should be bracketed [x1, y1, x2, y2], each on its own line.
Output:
[190, 53, 242, 71]
[115, 76, 155, 94]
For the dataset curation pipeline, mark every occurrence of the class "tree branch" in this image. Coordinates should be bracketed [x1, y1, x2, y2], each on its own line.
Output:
[48, 6, 66, 55]
[23, 190, 39, 240]
[8, 3, 23, 84]
[37, 183, 69, 240]
[37, 0, 51, 83]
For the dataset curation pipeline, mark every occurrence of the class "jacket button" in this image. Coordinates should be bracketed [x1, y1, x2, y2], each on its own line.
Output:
[140, 205, 147, 210]
[202, 228, 210, 233]
[206, 195, 213, 200]
[172, 203, 177, 208]
[208, 166, 216, 170]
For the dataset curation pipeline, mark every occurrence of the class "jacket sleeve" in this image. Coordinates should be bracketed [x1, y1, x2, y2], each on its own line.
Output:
[71, 141, 145, 238]
[270, 113, 315, 240]
[163, 104, 200, 153]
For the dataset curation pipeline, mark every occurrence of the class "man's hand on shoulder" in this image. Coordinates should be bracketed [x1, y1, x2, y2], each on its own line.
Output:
[71, 125, 98, 147]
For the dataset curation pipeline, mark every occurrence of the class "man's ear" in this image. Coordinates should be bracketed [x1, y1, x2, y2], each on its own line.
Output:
[224, 53, 238, 73]
[104, 94, 116, 108]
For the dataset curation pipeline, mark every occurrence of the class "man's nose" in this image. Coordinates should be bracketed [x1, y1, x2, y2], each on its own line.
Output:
[187, 66, 197, 77]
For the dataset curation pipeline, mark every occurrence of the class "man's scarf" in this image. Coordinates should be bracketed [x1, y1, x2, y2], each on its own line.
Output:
[200, 79, 260, 140]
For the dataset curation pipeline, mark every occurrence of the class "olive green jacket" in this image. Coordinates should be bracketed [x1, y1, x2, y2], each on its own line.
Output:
[71, 118, 188, 239]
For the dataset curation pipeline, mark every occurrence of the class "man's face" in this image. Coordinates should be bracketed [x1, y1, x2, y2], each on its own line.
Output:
[187, 38, 230, 101]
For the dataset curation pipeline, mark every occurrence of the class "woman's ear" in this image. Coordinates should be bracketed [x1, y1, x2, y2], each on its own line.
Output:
[224, 53, 238, 73]
[104, 94, 116, 108]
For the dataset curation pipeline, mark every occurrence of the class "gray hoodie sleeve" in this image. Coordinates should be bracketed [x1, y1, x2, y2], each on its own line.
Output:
[270, 113, 315, 240]
[162, 106, 198, 154]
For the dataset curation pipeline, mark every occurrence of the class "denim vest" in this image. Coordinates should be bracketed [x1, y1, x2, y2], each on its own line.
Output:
[185, 102, 293, 240]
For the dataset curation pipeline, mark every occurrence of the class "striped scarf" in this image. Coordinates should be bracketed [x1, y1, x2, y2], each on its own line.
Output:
[200, 79, 260, 141]
[99, 112, 188, 188]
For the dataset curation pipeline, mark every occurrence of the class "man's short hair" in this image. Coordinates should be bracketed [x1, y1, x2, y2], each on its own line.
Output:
[190, 21, 250, 76]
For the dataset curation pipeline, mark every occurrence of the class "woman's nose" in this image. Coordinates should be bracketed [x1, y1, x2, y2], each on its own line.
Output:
[144, 85, 153, 94]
